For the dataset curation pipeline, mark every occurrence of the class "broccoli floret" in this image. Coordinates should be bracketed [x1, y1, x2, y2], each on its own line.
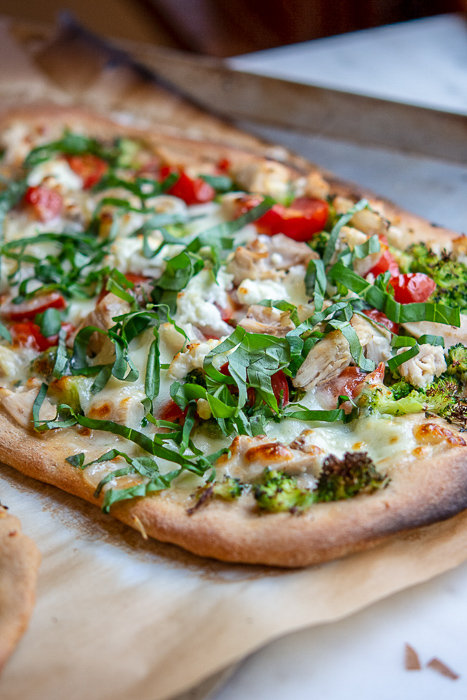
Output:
[254, 469, 315, 513]
[188, 476, 243, 514]
[446, 344, 467, 384]
[30, 347, 58, 378]
[407, 243, 467, 310]
[185, 368, 206, 387]
[315, 452, 389, 502]
[359, 377, 457, 417]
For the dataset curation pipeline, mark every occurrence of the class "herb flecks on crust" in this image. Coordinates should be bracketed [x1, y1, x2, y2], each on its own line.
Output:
[0, 124, 466, 516]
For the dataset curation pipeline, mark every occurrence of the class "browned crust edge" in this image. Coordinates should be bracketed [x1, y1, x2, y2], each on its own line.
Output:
[1, 409, 467, 568]
[0, 506, 41, 673]
[0, 105, 466, 567]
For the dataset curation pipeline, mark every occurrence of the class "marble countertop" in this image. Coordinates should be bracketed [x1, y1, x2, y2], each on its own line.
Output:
[208, 14, 467, 700]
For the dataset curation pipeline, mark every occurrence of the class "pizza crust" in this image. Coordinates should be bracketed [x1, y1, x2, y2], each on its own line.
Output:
[0, 505, 40, 673]
[1, 408, 467, 568]
[1, 105, 466, 567]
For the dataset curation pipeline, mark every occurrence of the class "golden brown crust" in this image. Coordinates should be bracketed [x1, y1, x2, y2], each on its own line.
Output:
[0, 105, 466, 568]
[2, 409, 467, 568]
[0, 505, 40, 673]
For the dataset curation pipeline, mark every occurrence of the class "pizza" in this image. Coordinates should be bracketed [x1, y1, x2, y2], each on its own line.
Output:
[0, 504, 40, 673]
[1, 106, 467, 567]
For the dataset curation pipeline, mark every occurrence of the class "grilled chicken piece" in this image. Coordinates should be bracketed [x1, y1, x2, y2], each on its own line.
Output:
[0, 384, 56, 430]
[71, 293, 131, 362]
[293, 170, 330, 200]
[216, 434, 324, 481]
[232, 160, 291, 200]
[398, 343, 447, 389]
[293, 330, 352, 389]
[402, 315, 467, 350]
[238, 305, 295, 337]
[227, 234, 316, 286]
[88, 389, 145, 429]
[350, 314, 392, 365]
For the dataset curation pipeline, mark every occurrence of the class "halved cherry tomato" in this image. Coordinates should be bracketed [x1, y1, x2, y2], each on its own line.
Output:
[389, 272, 436, 304]
[24, 185, 63, 222]
[366, 234, 400, 278]
[362, 308, 399, 335]
[157, 400, 188, 425]
[220, 363, 289, 408]
[235, 195, 329, 242]
[9, 320, 74, 352]
[66, 154, 108, 189]
[159, 166, 215, 205]
[217, 158, 230, 173]
[1, 292, 66, 322]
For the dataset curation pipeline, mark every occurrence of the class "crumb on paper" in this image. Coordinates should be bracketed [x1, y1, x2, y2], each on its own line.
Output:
[427, 657, 459, 680]
[404, 643, 421, 671]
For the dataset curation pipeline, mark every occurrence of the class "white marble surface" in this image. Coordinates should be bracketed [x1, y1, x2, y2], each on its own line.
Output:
[209, 14, 467, 700]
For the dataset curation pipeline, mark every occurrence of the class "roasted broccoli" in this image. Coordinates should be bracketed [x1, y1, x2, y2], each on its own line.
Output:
[446, 344, 467, 384]
[407, 243, 467, 310]
[254, 469, 315, 513]
[360, 375, 467, 429]
[314, 452, 389, 502]
[188, 475, 243, 514]
[359, 377, 457, 417]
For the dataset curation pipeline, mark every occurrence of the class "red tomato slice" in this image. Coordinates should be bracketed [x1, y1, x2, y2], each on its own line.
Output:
[217, 158, 230, 172]
[271, 369, 289, 407]
[66, 154, 108, 189]
[366, 235, 400, 278]
[362, 308, 399, 335]
[235, 195, 328, 242]
[160, 166, 215, 205]
[389, 273, 436, 304]
[10, 321, 55, 352]
[24, 186, 63, 222]
[157, 400, 188, 425]
[1, 292, 66, 322]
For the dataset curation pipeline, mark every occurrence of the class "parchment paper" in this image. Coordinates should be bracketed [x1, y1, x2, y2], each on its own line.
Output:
[2, 17, 467, 700]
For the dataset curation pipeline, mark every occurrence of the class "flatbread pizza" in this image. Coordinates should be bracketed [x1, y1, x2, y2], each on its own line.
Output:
[0, 504, 40, 673]
[1, 106, 467, 567]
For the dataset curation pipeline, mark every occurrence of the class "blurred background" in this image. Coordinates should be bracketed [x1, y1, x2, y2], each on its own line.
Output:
[0, 0, 464, 56]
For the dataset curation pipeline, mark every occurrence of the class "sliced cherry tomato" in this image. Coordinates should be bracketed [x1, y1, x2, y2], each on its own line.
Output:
[24, 185, 63, 222]
[363, 308, 399, 335]
[160, 166, 215, 205]
[66, 154, 108, 189]
[235, 195, 329, 242]
[157, 400, 188, 425]
[389, 272, 436, 304]
[271, 369, 289, 407]
[366, 234, 399, 278]
[10, 321, 56, 352]
[1, 292, 66, 322]
[217, 158, 231, 172]
[9, 320, 74, 352]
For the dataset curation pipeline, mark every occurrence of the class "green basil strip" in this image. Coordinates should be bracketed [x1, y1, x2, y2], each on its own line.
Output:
[53, 327, 69, 378]
[338, 234, 381, 268]
[418, 334, 445, 347]
[199, 174, 233, 192]
[24, 132, 118, 168]
[305, 258, 327, 311]
[37, 308, 62, 338]
[283, 407, 347, 422]
[327, 318, 375, 372]
[0, 320, 12, 343]
[32, 382, 49, 431]
[328, 263, 460, 326]
[144, 330, 160, 409]
[322, 199, 369, 266]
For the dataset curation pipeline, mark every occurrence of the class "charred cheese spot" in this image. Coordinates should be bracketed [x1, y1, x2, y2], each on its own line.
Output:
[413, 422, 466, 447]
[245, 442, 294, 465]
[88, 402, 112, 419]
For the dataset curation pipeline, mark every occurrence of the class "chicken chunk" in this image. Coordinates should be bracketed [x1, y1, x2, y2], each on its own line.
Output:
[398, 343, 447, 389]
[168, 339, 223, 380]
[0, 385, 56, 430]
[71, 293, 131, 363]
[232, 160, 291, 200]
[402, 315, 467, 350]
[350, 314, 392, 365]
[87, 389, 146, 429]
[238, 305, 295, 337]
[293, 330, 352, 389]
